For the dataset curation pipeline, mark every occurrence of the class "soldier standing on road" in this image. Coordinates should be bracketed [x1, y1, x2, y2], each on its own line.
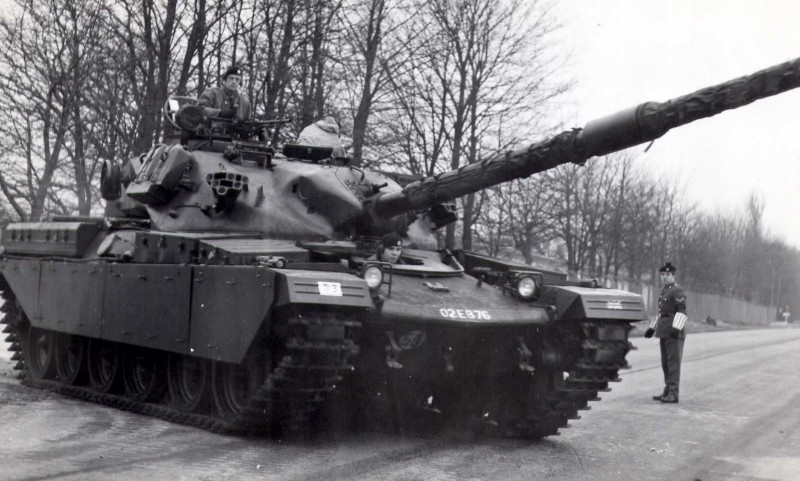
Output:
[645, 262, 688, 404]
[196, 65, 252, 120]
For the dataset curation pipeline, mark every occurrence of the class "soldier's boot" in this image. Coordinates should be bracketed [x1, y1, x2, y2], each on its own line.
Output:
[652, 386, 668, 401]
[660, 388, 679, 403]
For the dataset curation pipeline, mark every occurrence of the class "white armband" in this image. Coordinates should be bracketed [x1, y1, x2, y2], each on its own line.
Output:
[649, 317, 658, 328]
[672, 312, 688, 330]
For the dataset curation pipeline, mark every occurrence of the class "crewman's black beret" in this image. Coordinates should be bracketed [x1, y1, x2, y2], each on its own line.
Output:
[380, 232, 403, 248]
[223, 65, 243, 79]
[659, 262, 677, 273]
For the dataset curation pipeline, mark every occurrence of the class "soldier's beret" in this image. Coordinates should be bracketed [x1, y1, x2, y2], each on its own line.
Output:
[380, 232, 403, 248]
[223, 65, 243, 79]
[659, 262, 677, 273]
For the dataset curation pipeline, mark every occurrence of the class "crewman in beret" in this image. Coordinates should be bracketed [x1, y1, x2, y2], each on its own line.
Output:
[197, 65, 252, 120]
[644, 262, 688, 403]
[373, 232, 403, 264]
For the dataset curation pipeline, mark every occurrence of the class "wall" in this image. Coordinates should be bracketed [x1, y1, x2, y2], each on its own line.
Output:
[604, 278, 772, 326]
[676, 288, 772, 326]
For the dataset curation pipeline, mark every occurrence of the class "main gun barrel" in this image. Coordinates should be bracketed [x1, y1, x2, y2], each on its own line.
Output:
[371, 56, 800, 219]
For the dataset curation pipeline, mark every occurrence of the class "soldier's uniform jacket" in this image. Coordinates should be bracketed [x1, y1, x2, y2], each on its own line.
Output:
[296, 122, 345, 158]
[652, 283, 687, 339]
[196, 86, 252, 120]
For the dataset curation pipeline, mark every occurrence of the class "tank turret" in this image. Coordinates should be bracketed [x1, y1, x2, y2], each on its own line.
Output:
[104, 57, 800, 241]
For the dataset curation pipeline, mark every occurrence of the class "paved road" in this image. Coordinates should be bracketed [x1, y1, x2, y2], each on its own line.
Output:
[1, 327, 799, 481]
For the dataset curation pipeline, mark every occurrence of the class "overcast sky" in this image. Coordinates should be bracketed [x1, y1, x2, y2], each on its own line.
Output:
[553, 0, 800, 248]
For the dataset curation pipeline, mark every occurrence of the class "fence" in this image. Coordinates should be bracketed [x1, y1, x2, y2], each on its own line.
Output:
[604, 278, 772, 326]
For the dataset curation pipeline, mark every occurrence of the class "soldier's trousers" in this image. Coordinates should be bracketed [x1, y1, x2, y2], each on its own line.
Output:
[659, 337, 685, 398]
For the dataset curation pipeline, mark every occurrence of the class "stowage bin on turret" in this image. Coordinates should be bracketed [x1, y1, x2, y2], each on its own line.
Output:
[1, 58, 798, 438]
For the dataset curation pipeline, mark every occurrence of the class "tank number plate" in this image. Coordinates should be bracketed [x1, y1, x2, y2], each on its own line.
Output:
[439, 308, 492, 320]
[317, 282, 343, 296]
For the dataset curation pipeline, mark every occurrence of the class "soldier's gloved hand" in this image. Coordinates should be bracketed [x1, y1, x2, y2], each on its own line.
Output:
[670, 327, 681, 339]
[644, 328, 655, 338]
[218, 109, 236, 119]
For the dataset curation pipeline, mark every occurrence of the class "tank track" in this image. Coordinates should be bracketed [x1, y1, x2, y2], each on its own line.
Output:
[0, 288, 360, 436]
[363, 318, 635, 439]
[509, 319, 633, 438]
[1, 289, 25, 377]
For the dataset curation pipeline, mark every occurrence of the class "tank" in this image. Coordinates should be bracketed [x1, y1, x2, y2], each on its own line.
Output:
[1, 57, 798, 438]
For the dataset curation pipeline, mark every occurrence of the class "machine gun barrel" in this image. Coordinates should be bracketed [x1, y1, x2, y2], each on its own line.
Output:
[371, 56, 800, 219]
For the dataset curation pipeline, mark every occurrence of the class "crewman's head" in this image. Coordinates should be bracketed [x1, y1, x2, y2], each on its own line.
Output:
[316, 116, 340, 135]
[659, 262, 676, 285]
[378, 232, 403, 264]
[223, 65, 243, 91]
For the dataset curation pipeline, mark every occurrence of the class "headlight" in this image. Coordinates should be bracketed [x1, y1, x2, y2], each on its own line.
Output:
[517, 276, 537, 299]
[363, 266, 383, 289]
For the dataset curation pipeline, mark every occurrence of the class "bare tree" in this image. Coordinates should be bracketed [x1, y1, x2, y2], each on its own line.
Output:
[108, 0, 176, 152]
[598, 153, 635, 281]
[734, 192, 767, 301]
[547, 157, 618, 276]
[503, 177, 554, 263]
[107, 0, 231, 151]
[472, 186, 507, 257]
[0, 0, 88, 220]
[374, 0, 567, 250]
[684, 206, 743, 294]
[259, 0, 299, 123]
[337, 0, 415, 165]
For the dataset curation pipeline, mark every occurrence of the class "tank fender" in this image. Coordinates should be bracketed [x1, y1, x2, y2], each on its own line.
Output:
[0, 258, 43, 323]
[537, 285, 646, 321]
[273, 269, 373, 308]
[188, 266, 277, 363]
[41, 261, 105, 338]
[1, 259, 279, 365]
[0, 260, 190, 345]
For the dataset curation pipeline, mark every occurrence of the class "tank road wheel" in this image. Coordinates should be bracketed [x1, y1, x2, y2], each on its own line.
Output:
[23, 325, 56, 380]
[167, 353, 212, 413]
[87, 339, 122, 393]
[123, 348, 166, 403]
[212, 352, 269, 423]
[54, 334, 87, 385]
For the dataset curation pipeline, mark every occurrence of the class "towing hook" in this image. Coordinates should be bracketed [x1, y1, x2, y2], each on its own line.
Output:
[443, 353, 455, 373]
[385, 331, 403, 369]
[516, 337, 536, 373]
[471, 267, 491, 287]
